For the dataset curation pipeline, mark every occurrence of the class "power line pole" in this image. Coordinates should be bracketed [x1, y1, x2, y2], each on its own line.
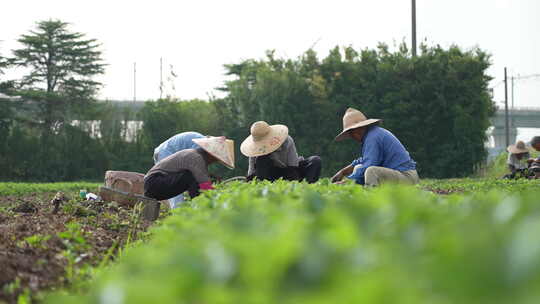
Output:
[411, 0, 417, 57]
[504, 67, 509, 147]
[510, 75, 514, 139]
[160, 57, 163, 99]
[511, 75, 515, 109]
[133, 62, 136, 103]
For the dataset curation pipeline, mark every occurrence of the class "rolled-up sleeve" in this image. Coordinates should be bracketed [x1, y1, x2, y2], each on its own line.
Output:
[351, 158, 362, 167]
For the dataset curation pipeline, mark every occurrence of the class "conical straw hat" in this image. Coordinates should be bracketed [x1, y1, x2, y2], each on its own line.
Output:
[335, 108, 381, 141]
[507, 140, 529, 154]
[240, 121, 288, 157]
[192, 136, 235, 169]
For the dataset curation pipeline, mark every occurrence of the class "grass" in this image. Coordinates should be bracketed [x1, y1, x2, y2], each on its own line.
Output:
[0, 182, 101, 196]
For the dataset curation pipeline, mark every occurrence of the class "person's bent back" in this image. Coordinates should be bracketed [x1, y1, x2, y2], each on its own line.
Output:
[153, 131, 205, 163]
[144, 137, 234, 200]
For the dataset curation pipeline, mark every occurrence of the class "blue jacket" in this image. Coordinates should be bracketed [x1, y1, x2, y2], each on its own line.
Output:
[153, 132, 205, 163]
[347, 126, 416, 184]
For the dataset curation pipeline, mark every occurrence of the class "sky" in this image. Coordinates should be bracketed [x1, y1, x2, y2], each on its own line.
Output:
[1, 0, 539, 112]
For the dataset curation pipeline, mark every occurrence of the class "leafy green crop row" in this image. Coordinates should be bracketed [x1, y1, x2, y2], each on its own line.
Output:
[49, 180, 540, 304]
[0, 182, 101, 196]
[420, 178, 540, 193]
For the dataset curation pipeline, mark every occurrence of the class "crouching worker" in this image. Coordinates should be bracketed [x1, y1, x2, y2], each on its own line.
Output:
[527, 136, 540, 179]
[530, 162, 540, 179]
[144, 136, 235, 201]
[240, 121, 321, 183]
[504, 140, 530, 179]
[153, 131, 206, 208]
[331, 108, 419, 186]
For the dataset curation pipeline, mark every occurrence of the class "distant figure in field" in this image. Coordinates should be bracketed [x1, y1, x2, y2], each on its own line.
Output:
[331, 108, 419, 186]
[153, 132, 205, 208]
[504, 140, 530, 179]
[240, 121, 321, 183]
[531, 136, 540, 152]
[144, 136, 234, 201]
[528, 136, 540, 179]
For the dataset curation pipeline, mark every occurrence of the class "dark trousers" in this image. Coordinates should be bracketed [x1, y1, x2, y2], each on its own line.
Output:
[144, 170, 200, 200]
[253, 155, 322, 183]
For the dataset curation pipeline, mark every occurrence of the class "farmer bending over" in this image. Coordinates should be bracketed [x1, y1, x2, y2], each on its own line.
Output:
[504, 140, 530, 179]
[331, 108, 419, 186]
[144, 136, 234, 200]
[241, 121, 321, 183]
[152, 131, 206, 208]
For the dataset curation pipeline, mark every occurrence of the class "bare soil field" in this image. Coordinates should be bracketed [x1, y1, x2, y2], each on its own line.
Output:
[0, 192, 165, 303]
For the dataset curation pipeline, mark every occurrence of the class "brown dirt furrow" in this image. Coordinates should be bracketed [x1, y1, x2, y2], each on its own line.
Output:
[0, 192, 165, 303]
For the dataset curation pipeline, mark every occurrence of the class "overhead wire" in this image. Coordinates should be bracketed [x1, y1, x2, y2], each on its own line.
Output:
[513, 73, 540, 80]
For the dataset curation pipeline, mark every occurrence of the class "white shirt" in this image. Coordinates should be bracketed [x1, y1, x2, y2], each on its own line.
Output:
[507, 152, 530, 170]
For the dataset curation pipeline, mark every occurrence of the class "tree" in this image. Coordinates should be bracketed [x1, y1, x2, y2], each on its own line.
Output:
[0, 50, 13, 91]
[11, 19, 105, 133]
[139, 98, 221, 149]
[0, 53, 5, 77]
[0, 20, 107, 181]
[0, 51, 15, 163]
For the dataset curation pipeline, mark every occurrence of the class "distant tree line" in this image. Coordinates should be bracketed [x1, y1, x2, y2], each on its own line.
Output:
[0, 20, 495, 181]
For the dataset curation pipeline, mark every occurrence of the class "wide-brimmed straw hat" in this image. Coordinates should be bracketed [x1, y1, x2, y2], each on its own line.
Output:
[335, 108, 381, 141]
[193, 136, 235, 169]
[507, 140, 529, 154]
[240, 121, 288, 157]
